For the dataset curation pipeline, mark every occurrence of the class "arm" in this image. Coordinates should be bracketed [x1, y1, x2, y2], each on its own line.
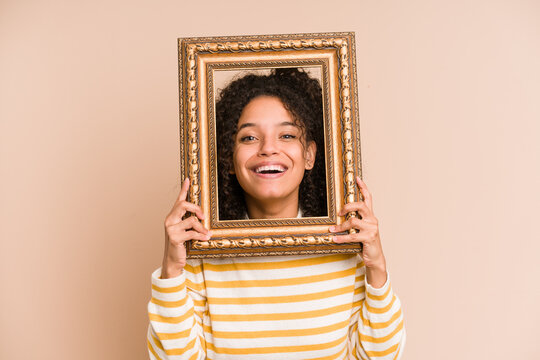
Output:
[331, 177, 405, 359]
[147, 178, 210, 359]
[348, 263, 405, 360]
[147, 263, 207, 360]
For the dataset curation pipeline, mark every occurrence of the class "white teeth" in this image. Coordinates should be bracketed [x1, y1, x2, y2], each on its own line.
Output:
[255, 165, 285, 173]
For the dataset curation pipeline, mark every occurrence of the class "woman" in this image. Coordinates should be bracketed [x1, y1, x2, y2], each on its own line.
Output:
[148, 68, 405, 359]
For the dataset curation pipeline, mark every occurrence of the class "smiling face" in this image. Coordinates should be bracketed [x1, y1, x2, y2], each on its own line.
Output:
[232, 96, 316, 218]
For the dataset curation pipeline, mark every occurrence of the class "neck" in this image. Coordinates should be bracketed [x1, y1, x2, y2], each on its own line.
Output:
[245, 194, 299, 219]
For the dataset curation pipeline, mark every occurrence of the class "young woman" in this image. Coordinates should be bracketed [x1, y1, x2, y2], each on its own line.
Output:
[148, 68, 405, 360]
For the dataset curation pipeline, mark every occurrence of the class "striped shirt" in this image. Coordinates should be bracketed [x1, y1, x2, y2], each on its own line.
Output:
[147, 254, 405, 359]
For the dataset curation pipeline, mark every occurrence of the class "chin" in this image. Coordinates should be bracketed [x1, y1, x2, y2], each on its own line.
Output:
[251, 187, 295, 201]
[255, 191, 286, 201]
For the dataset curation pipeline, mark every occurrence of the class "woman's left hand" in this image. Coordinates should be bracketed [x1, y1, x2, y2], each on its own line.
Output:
[329, 176, 388, 288]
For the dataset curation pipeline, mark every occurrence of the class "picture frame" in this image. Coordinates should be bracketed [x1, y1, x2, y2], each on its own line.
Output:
[178, 32, 363, 258]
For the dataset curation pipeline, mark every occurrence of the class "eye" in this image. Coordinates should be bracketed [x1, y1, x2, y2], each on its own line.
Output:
[239, 135, 257, 142]
[281, 134, 297, 140]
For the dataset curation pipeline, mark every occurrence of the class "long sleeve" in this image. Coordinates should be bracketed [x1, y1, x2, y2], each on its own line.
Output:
[348, 261, 406, 360]
[147, 254, 405, 359]
[147, 260, 207, 360]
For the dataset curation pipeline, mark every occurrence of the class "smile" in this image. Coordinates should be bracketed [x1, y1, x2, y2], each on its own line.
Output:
[254, 164, 287, 174]
[250, 163, 289, 178]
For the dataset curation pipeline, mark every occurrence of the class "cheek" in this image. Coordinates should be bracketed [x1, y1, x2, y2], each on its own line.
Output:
[232, 146, 250, 171]
[289, 146, 308, 164]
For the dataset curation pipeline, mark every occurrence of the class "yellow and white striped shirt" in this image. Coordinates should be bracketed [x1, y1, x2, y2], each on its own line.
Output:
[148, 254, 405, 359]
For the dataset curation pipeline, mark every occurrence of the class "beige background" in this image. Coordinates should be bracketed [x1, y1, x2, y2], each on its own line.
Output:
[1, 0, 539, 359]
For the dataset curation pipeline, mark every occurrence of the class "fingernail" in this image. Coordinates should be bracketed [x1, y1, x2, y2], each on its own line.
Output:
[332, 236, 338, 243]
[329, 226, 335, 232]
[205, 233, 211, 240]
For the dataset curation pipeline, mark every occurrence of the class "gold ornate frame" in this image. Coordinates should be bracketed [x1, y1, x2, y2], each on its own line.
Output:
[178, 32, 363, 258]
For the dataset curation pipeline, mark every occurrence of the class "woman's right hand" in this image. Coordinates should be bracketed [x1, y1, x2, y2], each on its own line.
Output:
[161, 178, 211, 279]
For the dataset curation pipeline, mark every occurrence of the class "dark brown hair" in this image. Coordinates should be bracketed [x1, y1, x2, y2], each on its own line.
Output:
[216, 68, 327, 219]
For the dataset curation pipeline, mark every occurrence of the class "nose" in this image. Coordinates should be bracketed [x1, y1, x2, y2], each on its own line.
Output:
[258, 136, 279, 156]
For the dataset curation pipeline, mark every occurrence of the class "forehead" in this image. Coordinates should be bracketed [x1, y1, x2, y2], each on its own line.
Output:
[237, 96, 297, 128]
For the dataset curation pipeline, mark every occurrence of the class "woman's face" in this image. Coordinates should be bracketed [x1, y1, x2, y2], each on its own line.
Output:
[232, 96, 316, 212]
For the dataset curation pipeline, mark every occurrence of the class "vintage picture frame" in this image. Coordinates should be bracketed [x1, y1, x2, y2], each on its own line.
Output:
[178, 32, 363, 258]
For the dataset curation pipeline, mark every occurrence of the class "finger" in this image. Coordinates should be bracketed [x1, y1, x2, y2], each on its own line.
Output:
[356, 176, 373, 211]
[178, 201, 205, 220]
[329, 217, 362, 233]
[183, 230, 212, 242]
[333, 232, 371, 244]
[168, 229, 212, 245]
[166, 201, 205, 226]
[168, 215, 209, 233]
[177, 178, 190, 203]
[185, 216, 210, 234]
[338, 201, 371, 218]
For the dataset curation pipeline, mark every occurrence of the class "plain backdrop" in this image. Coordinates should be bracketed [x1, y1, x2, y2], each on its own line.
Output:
[1, 1, 539, 359]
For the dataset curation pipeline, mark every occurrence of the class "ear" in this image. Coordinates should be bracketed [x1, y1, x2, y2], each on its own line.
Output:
[304, 141, 316, 170]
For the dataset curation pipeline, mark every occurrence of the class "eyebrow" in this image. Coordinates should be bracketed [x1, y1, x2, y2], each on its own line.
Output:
[237, 121, 298, 131]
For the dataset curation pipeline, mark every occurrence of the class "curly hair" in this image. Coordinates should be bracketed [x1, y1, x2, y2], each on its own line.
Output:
[216, 68, 327, 220]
